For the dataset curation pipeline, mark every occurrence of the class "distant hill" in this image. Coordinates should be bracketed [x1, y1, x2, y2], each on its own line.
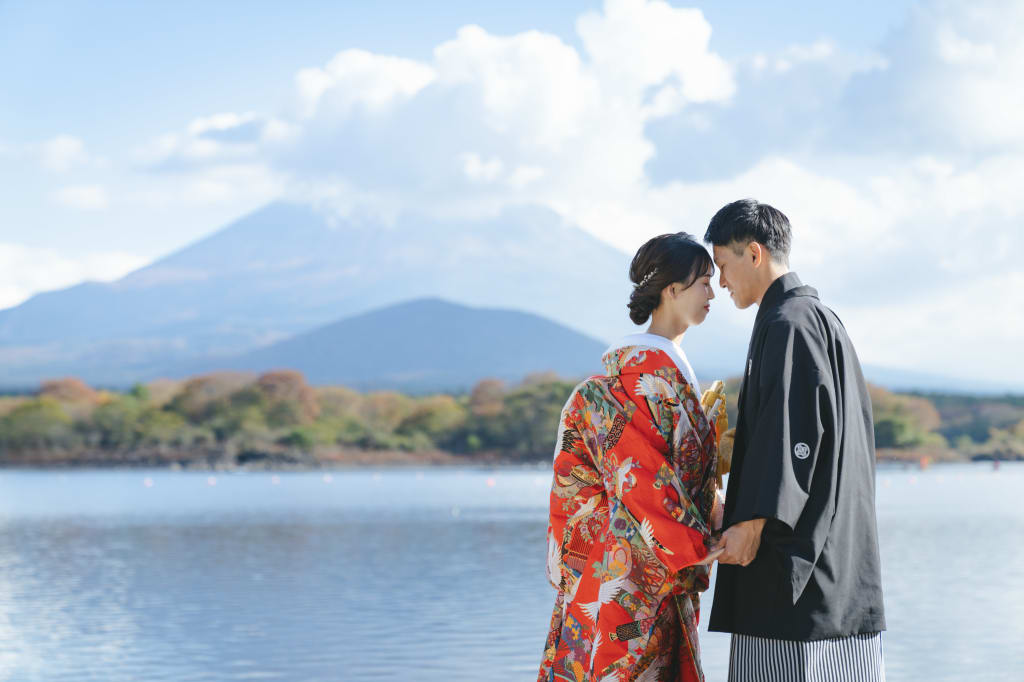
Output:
[0, 202, 636, 387]
[167, 298, 608, 391]
[1, 200, 1015, 394]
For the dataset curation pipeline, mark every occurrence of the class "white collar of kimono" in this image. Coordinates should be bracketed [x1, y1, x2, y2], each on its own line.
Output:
[604, 332, 701, 394]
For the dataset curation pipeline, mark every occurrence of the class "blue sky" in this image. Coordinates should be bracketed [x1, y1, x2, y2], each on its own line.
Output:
[1, 0, 1021, 384]
[1, 0, 913, 141]
[0, 0, 913, 253]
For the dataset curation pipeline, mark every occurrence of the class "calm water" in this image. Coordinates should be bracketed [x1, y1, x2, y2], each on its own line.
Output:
[0, 464, 1021, 681]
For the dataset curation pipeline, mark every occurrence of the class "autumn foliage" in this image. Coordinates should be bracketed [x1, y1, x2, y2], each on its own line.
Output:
[0, 372, 1022, 465]
[38, 377, 102, 405]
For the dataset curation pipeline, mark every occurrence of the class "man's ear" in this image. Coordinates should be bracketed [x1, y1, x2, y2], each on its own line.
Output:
[748, 241, 764, 268]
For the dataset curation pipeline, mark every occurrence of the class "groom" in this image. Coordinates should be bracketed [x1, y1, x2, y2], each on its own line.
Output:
[704, 200, 886, 681]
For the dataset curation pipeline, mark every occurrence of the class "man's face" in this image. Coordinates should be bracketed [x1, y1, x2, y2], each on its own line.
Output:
[712, 242, 757, 309]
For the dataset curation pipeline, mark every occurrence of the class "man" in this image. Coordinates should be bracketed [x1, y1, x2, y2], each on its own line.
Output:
[703, 199, 885, 681]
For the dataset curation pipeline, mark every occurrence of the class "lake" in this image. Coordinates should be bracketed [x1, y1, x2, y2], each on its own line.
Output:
[0, 463, 1021, 681]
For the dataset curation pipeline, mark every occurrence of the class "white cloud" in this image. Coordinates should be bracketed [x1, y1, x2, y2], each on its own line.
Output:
[935, 24, 996, 65]
[461, 153, 504, 183]
[577, 0, 734, 104]
[841, 0, 1024, 152]
[127, 0, 735, 230]
[39, 135, 89, 172]
[186, 112, 263, 137]
[0, 244, 147, 309]
[842, 270, 1024, 381]
[179, 164, 283, 205]
[14, 0, 1021, 384]
[508, 165, 545, 189]
[123, 163, 285, 211]
[752, 39, 844, 74]
[295, 48, 436, 118]
[259, 0, 1019, 384]
[53, 185, 109, 210]
[434, 25, 601, 149]
[134, 112, 297, 169]
[270, 0, 734, 227]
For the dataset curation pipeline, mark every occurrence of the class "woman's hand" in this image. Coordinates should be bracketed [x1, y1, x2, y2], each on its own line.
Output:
[711, 488, 725, 532]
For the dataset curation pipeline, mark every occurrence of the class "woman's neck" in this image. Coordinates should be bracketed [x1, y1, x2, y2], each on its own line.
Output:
[646, 316, 687, 345]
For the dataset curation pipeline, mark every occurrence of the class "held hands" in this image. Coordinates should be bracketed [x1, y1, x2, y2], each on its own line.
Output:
[695, 491, 727, 565]
[702, 518, 766, 567]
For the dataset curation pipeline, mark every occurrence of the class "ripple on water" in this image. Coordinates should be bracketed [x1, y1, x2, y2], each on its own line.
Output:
[0, 465, 1020, 680]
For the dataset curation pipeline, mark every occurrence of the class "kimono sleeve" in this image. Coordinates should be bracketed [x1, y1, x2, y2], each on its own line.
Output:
[596, 395, 710, 573]
[731, 321, 840, 602]
[547, 390, 604, 589]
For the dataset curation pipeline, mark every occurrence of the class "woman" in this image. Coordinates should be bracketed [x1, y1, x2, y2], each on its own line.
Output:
[538, 232, 722, 682]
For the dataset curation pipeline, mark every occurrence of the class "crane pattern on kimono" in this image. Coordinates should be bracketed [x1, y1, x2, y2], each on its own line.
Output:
[539, 344, 718, 682]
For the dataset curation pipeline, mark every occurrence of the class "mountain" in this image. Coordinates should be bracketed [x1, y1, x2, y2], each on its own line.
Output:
[0, 202, 639, 387]
[1, 200, 1011, 393]
[169, 298, 608, 391]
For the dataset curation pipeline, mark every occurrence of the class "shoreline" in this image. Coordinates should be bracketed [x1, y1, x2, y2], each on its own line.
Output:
[0, 447, 545, 471]
[1, 451, 1016, 472]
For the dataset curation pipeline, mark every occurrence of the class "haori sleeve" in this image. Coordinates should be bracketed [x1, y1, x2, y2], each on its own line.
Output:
[730, 321, 841, 602]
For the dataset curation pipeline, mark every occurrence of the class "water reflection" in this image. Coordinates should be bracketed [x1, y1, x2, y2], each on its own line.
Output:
[0, 465, 1020, 680]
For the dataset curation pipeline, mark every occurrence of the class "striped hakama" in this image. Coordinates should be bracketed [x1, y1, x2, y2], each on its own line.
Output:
[728, 632, 885, 682]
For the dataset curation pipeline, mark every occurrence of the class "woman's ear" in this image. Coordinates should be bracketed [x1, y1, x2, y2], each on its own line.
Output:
[660, 283, 674, 303]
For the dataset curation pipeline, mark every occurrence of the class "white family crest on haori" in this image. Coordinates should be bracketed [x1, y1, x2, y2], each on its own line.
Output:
[793, 442, 811, 459]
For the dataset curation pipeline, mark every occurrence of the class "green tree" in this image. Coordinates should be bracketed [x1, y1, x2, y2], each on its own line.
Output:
[0, 398, 77, 449]
[91, 396, 144, 449]
[498, 379, 575, 458]
[129, 383, 151, 402]
[395, 395, 468, 445]
[136, 408, 187, 445]
[870, 386, 947, 450]
[279, 427, 316, 451]
[874, 416, 923, 448]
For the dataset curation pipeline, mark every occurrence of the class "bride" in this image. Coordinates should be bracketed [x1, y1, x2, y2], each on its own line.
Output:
[538, 232, 725, 682]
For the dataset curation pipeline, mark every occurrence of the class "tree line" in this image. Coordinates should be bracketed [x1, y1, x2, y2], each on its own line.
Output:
[0, 372, 1021, 467]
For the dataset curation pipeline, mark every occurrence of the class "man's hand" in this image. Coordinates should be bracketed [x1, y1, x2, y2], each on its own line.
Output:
[711, 518, 767, 566]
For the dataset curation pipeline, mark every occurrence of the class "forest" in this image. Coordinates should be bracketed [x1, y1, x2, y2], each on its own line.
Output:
[0, 371, 1021, 468]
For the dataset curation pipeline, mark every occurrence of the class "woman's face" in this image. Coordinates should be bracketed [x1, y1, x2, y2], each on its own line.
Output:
[666, 268, 715, 327]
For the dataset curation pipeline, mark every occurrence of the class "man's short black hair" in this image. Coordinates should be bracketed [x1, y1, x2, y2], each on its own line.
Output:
[704, 198, 792, 265]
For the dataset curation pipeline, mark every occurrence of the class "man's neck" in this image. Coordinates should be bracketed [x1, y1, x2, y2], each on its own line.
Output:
[754, 264, 791, 306]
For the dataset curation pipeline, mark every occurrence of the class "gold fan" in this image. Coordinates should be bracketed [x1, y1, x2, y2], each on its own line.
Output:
[700, 380, 734, 488]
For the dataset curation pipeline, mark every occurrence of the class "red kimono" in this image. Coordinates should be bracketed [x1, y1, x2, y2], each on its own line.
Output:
[538, 339, 718, 682]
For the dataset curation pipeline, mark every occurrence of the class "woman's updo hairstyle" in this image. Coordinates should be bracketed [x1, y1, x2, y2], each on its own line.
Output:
[627, 232, 714, 325]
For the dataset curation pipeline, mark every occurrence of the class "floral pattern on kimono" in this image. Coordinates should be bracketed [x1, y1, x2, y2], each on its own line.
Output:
[538, 345, 719, 682]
